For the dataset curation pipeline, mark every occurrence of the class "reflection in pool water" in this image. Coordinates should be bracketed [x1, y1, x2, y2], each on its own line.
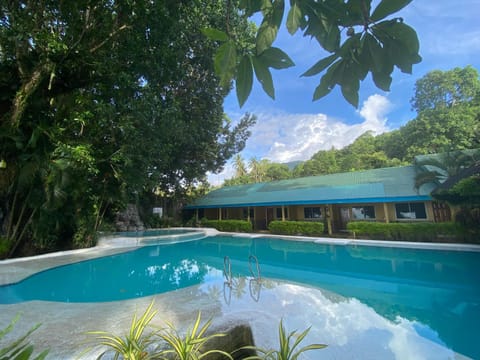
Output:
[199, 279, 458, 360]
[0, 235, 478, 359]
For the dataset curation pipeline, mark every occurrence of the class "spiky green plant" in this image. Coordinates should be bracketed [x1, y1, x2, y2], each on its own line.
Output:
[240, 319, 326, 360]
[0, 314, 49, 360]
[87, 300, 162, 360]
[157, 312, 233, 360]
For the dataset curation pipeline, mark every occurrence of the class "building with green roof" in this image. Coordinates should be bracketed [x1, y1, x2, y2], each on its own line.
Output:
[186, 165, 451, 233]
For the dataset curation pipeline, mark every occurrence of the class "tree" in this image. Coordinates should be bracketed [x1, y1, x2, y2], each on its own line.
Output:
[234, 154, 248, 178]
[207, 0, 421, 107]
[293, 148, 340, 177]
[415, 152, 480, 234]
[264, 162, 291, 181]
[386, 67, 480, 160]
[411, 66, 480, 113]
[414, 150, 480, 190]
[0, 1, 254, 255]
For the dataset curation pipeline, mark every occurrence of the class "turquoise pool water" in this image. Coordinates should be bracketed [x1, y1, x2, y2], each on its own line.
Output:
[0, 236, 479, 358]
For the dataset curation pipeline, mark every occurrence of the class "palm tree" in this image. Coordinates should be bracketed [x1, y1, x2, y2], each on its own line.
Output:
[414, 149, 480, 226]
[249, 158, 268, 183]
[234, 154, 247, 178]
[414, 149, 480, 189]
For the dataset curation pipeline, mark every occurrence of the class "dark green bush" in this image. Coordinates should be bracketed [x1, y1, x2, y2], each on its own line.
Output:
[0, 236, 9, 259]
[201, 219, 253, 232]
[346, 221, 464, 242]
[269, 221, 324, 236]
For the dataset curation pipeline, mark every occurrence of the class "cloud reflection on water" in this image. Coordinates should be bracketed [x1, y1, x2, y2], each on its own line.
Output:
[200, 279, 456, 360]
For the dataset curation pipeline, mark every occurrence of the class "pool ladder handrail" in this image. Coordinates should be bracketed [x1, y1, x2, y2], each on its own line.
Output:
[248, 254, 261, 281]
[223, 256, 233, 286]
[248, 255, 262, 302]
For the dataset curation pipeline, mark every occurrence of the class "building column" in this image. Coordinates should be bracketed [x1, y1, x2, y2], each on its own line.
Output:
[195, 209, 199, 223]
[282, 205, 286, 221]
[247, 206, 251, 222]
[326, 204, 333, 235]
[383, 203, 390, 223]
[218, 208, 222, 221]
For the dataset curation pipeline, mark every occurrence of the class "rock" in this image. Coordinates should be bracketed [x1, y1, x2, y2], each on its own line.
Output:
[202, 323, 257, 360]
[115, 204, 144, 232]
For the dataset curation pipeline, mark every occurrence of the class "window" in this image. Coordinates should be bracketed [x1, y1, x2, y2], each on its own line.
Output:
[243, 208, 254, 219]
[276, 207, 288, 219]
[395, 202, 427, 219]
[304, 207, 322, 219]
[352, 206, 376, 220]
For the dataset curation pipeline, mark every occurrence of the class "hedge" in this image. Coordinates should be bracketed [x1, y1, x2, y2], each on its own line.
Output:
[200, 219, 253, 233]
[346, 221, 466, 242]
[268, 220, 324, 236]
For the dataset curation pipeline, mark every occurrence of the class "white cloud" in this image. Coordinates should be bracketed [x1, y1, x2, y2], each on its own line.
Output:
[259, 94, 391, 163]
[208, 94, 392, 185]
[207, 162, 235, 187]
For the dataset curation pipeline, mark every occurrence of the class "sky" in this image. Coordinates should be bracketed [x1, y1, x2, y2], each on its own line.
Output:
[208, 1, 480, 185]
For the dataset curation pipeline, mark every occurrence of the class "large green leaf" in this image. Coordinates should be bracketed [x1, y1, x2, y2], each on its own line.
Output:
[344, 0, 370, 26]
[301, 53, 338, 77]
[236, 55, 254, 107]
[256, 0, 285, 54]
[252, 56, 275, 99]
[239, 0, 267, 16]
[214, 41, 237, 87]
[286, 1, 302, 35]
[364, 33, 384, 74]
[258, 47, 295, 69]
[339, 66, 360, 107]
[312, 60, 342, 101]
[201, 27, 229, 42]
[371, 0, 413, 22]
[387, 22, 420, 54]
[372, 71, 392, 91]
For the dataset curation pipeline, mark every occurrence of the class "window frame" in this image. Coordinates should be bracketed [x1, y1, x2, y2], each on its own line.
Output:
[304, 206, 322, 220]
[275, 207, 289, 219]
[395, 202, 427, 220]
[351, 205, 376, 220]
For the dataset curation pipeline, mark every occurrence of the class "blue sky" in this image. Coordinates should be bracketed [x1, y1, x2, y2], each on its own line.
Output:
[209, 1, 480, 185]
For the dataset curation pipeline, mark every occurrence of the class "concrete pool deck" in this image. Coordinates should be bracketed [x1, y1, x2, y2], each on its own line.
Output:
[1, 229, 478, 359]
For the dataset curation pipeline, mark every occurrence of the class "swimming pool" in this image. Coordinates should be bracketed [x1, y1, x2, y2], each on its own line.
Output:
[1, 235, 479, 359]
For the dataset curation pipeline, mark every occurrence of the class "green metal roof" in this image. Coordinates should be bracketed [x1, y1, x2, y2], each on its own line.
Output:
[187, 166, 434, 209]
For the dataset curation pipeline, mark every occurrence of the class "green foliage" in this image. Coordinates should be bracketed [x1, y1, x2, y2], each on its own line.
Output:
[208, 0, 420, 107]
[0, 1, 256, 255]
[434, 176, 480, 206]
[268, 221, 324, 236]
[158, 312, 233, 360]
[144, 215, 181, 229]
[87, 301, 162, 360]
[0, 315, 49, 360]
[201, 219, 253, 233]
[411, 66, 480, 113]
[414, 149, 480, 189]
[0, 236, 9, 259]
[346, 221, 467, 242]
[86, 303, 327, 360]
[86, 303, 232, 360]
[241, 319, 326, 360]
[225, 158, 291, 186]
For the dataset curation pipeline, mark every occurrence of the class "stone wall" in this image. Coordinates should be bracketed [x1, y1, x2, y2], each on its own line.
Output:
[115, 204, 144, 232]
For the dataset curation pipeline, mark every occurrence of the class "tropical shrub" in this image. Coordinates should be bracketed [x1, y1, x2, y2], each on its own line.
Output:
[346, 221, 464, 242]
[86, 301, 162, 359]
[86, 302, 327, 360]
[157, 312, 233, 360]
[0, 236, 9, 259]
[268, 221, 324, 236]
[201, 219, 253, 233]
[240, 319, 326, 360]
[0, 314, 49, 360]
